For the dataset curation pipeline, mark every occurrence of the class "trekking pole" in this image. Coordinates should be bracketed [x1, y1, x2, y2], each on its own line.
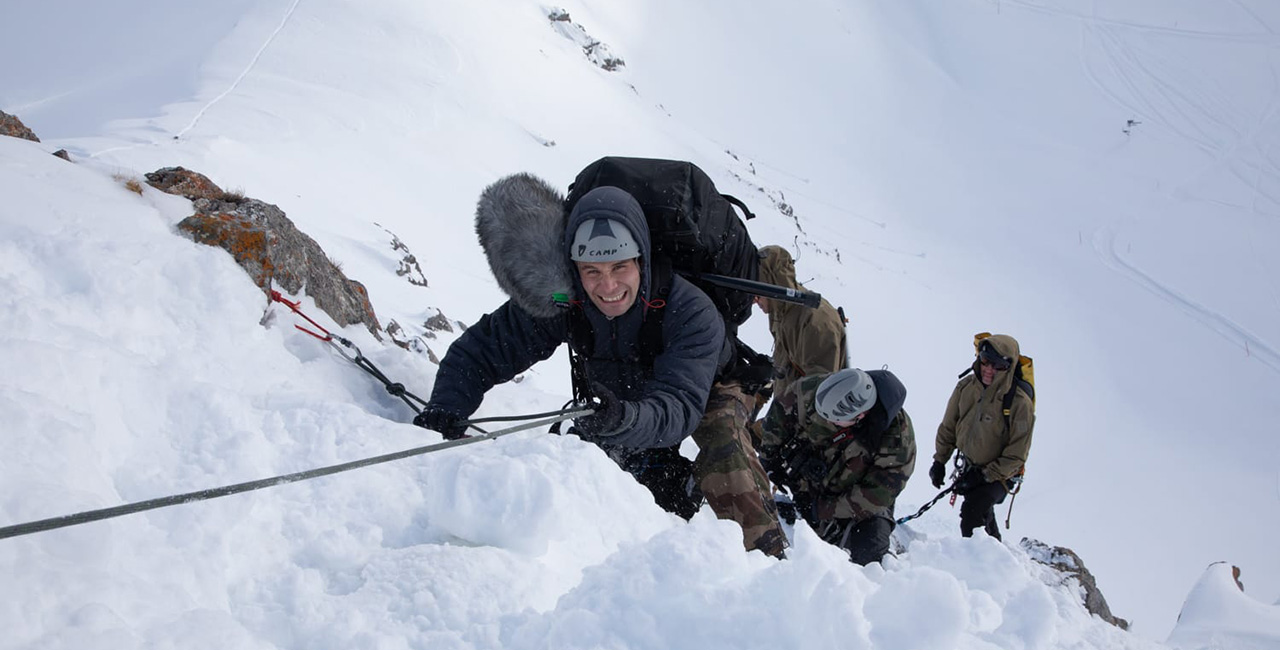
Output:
[269, 290, 429, 413]
[896, 485, 955, 525]
[0, 408, 591, 541]
[698, 273, 822, 308]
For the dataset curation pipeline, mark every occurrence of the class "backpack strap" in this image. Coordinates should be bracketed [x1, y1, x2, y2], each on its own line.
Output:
[636, 258, 767, 389]
[721, 193, 756, 220]
[958, 364, 1033, 427]
[563, 257, 673, 404]
[548, 307, 594, 434]
[635, 256, 674, 366]
[1001, 365, 1034, 424]
[564, 311, 594, 403]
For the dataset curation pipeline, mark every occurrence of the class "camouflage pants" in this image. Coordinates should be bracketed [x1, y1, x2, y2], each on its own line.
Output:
[693, 382, 788, 558]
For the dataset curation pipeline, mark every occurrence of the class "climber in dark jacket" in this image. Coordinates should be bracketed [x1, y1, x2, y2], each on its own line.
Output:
[417, 179, 785, 557]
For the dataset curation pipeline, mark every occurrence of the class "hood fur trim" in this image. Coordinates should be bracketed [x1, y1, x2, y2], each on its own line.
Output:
[475, 173, 574, 318]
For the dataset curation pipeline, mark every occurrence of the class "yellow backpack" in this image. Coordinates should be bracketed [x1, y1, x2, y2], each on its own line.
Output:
[971, 332, 1035, 418]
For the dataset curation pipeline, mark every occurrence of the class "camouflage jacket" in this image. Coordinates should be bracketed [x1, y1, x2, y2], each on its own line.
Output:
[761, 370, 916, 523]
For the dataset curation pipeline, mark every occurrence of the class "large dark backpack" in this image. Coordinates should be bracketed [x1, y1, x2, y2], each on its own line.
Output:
[566, 157, 760, 328]
[559, 157, 780, 520]
[562, 157, 771, 398]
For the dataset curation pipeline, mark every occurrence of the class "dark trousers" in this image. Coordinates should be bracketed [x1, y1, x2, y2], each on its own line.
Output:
[608, 445, 702, 521]
[959, 480, 1009, 540]
[822, 515, 895, 565]
[847, 516, 895, 565]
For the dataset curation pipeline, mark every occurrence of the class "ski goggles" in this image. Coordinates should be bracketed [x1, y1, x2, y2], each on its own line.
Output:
[978, 344, 1013, 371]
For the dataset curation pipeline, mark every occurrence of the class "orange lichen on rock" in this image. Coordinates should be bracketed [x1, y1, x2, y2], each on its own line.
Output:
[177, 213, 276, 288]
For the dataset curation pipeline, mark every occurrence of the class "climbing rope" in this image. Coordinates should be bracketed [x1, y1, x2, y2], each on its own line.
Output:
[0, 408, 591, 541]
[0, 289, 602, 541]
[895, 485, 955, 526]
[269, 289, 429, 413]
[896, 456, 967, 525]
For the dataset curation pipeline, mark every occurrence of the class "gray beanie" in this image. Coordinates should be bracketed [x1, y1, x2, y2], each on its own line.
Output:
[569, 218, 640, 262]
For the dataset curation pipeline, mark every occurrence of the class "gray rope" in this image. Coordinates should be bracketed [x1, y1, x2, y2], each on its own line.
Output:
[0, 409, 590, 541]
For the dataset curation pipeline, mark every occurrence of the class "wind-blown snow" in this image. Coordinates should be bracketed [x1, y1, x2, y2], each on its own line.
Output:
[1168, 563, 1280, 650]
[2, 0, 1278, 648]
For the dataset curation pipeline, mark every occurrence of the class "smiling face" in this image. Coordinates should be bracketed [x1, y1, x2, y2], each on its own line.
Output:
[576, 257, 641, 318]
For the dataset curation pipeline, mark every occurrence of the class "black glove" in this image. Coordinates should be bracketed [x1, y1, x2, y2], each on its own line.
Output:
[953, 466, 987, 496]
[413, 406, 469, 440]
[760, 450, 789, 490]
[791, 446, 830, 486]
[575, 382, 628, 440]
[929, 461, 946, 489]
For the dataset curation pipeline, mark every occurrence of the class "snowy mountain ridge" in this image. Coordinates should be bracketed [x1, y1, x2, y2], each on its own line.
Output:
[2, 0, 1279, 647]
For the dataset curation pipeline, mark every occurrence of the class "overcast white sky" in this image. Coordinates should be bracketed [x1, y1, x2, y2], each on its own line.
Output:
[2, 1, 1278, 648]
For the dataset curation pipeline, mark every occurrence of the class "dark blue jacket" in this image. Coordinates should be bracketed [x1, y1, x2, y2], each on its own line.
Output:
[429, 186, 728, 448]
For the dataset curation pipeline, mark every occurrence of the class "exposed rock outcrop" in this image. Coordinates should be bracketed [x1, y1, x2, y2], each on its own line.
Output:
[0, 110, 40, 142]
[1022, 538, 1130, 630]
[146, 166, 233, 201]
[150, 166, 382, 340]
[386, 319, 440, 362]
[424, 312, 455, 334]
[547, 8, 624, 71]
[377, 224, 428, 287]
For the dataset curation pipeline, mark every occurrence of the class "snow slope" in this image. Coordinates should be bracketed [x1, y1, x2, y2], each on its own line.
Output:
[2, 0, 1278, 646]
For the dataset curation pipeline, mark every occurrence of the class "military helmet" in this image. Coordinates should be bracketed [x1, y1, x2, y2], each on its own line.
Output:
[814, 368, 877, 423]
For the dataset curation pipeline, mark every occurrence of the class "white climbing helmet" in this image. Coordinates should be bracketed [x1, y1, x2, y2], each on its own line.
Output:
[569, 217, 640, 263]
[814, 368, 877, 423]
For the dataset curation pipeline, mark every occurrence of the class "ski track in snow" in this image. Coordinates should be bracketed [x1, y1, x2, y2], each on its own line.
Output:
[1003, 0, 1280, 44]
[1047, 1, 1280, 374]
[1092, 226, 1280, 373]
[1227, 0, 1280, 35]
[1077, 14, 1280, 311]
[1050, 0, 1280, 214]
[174, 0, 304, 140]
[85, 0, 304, 160]
[1087, 20, 1280, 215]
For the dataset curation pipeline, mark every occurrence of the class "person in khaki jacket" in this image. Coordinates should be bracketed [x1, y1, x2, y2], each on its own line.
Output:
[930, 334, 1035, 540]
[754, 245, 847, 422]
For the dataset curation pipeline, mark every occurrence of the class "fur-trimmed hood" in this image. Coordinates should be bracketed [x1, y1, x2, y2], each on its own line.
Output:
[475, 173, 653, 319]
[474, 173, 574, 319]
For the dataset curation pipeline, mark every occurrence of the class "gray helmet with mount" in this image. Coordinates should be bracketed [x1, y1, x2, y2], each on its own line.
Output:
[814, 368, 877, 423]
